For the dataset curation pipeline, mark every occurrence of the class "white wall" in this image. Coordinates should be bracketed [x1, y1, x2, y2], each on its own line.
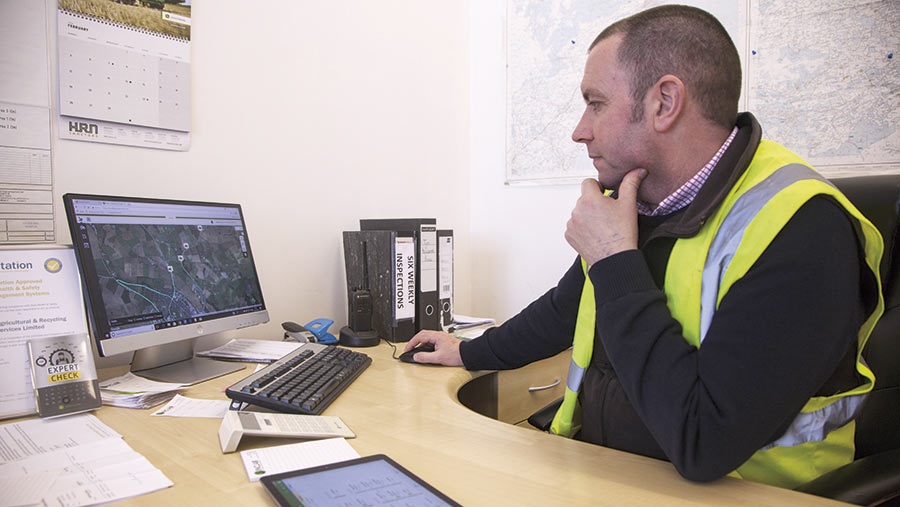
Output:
[468, 1, 582, 322]
[43, 0, 583, 370]
[47, 1, 472, 366]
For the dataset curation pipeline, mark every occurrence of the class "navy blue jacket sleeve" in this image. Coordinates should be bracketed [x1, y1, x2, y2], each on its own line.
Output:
[459, 256, 583, 370]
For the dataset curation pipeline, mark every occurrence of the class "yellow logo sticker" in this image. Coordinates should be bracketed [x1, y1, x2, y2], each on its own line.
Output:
[44, 258, 62, 273]
[49, 371, 81, 383]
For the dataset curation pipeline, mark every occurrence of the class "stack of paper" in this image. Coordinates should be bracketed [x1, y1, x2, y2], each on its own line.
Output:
[0, 414, 172, 507]
[454, 327, 490, 341]
[99, 372, 185, 409]
[448, 314, 495, 341]
[448, 314, 496, 332]
[196, 338, 303, 363]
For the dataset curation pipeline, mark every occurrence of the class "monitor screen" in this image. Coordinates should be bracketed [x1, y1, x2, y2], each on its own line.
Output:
[63, 193, 268, 383]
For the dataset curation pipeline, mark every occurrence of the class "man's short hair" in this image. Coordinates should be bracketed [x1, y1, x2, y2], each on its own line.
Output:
[590, 5, 741, 128]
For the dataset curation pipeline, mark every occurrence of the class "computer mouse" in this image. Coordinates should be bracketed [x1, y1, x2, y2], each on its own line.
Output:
[398, 342, 436, 363]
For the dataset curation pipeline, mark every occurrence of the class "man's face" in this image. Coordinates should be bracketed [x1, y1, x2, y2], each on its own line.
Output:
[572, 35, 651, 193]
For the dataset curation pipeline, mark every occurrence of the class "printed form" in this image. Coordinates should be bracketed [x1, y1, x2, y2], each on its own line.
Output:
[0, 414, 172, 506]
[0, 0, 54, 244]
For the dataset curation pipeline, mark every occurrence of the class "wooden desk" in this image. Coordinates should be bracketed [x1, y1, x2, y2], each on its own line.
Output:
[32, 343, 845, 506]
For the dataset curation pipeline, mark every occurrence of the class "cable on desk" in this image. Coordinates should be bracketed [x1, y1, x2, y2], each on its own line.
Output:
[385, 339, 401, 359]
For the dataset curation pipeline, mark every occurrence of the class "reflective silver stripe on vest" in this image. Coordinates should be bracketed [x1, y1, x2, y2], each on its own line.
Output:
[699, 164, 831, 343]
[566, 359, 585, 393]
[761, 394, 866, 450]
[699, 163, 865, 450]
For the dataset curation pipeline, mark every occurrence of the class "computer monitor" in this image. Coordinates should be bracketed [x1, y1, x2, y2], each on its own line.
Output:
[63, 193, 269, 384]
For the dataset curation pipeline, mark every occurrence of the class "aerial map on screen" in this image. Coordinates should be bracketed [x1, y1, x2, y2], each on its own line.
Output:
[82, 222, 261, 326]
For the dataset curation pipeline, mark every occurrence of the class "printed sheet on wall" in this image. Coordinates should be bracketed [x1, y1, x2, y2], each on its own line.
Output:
[0, 0, 55, 244]
[57, 0, 192, 151]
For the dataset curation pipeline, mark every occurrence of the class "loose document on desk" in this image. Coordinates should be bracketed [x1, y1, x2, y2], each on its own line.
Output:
[151, 394, 230, 418]
[240, 438, 359, 482]
[196, 338, 302, 363]
[0, 414, 172, 506]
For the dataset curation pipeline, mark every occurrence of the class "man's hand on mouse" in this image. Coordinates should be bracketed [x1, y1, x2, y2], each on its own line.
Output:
[404, 331, 463, 366]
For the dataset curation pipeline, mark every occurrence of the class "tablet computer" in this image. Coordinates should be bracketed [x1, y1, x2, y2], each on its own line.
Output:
[260, 454, 461, 506]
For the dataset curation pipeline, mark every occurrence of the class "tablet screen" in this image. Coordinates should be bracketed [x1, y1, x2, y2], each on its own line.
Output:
[261, 455, 460, 507]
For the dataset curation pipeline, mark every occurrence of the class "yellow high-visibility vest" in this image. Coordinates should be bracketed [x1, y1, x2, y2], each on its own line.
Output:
[552, 140, 883, 488]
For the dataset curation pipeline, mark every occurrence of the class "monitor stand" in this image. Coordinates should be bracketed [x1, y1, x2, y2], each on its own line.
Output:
[130, 338, 244, 385]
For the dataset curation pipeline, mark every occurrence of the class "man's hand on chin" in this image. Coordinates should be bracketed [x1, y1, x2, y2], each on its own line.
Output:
[565, 168, 647, 266]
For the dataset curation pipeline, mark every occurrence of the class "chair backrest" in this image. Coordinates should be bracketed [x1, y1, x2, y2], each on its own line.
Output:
[831, 174, 900, 459]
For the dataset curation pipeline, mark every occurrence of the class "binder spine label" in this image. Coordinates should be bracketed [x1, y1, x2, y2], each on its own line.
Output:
[420, 226, 438, 292]
[439, 236, 453, 299]
[394, 237, 415, 322]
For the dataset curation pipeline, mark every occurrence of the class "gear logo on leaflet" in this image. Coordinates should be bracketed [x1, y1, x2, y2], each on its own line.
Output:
[44, 258, 63, 274]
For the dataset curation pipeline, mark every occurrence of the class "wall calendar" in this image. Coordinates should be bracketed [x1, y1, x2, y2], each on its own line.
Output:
[57, 0, 191, 150]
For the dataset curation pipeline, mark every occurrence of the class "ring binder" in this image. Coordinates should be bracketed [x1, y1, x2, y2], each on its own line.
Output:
[438, 230, 454, 331]
[359, 219, 440, 333]
[341, 230, 416, 343]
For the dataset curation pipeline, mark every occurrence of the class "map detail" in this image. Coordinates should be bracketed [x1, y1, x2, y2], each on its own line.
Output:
[747, 0, 900, 175]
[506, 0, 899, 183]
[84, 223, 261, 328]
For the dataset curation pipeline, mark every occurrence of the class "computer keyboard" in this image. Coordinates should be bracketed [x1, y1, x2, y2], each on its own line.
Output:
[225, 342, 371, 415]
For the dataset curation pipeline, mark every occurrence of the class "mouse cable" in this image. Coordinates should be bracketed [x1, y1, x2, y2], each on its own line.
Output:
[384, 338, 402, 359]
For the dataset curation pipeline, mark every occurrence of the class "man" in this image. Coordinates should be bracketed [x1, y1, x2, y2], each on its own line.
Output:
[405, 5, 883, 488]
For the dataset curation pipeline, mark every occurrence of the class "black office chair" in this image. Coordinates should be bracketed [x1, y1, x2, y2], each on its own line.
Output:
[528, 174, 900, 506]
[795, 175, 900, 507]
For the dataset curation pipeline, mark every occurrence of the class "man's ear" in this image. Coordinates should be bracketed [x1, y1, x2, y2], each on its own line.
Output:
[647, 74, 685, 132]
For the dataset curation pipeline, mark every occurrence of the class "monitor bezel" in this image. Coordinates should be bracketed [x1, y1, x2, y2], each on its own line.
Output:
[62, 192, 269, 359]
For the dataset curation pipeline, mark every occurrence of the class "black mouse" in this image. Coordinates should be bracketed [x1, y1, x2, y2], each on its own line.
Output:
[398, 342, 436, 363]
